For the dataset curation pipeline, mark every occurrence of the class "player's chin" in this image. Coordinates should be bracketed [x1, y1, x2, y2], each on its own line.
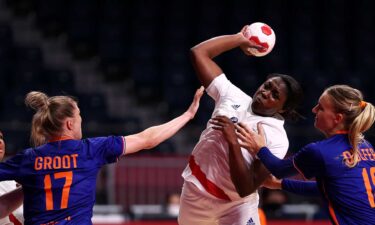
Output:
[252, 96, 263, 107]
[313, 120, 319, 129]
[251, 102, 264, 115]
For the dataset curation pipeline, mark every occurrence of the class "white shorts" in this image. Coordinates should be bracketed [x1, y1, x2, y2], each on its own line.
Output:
[178, 181, 260, 225]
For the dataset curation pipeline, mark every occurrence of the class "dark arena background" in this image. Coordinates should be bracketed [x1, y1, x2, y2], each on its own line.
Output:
[0, 0, 374, 224]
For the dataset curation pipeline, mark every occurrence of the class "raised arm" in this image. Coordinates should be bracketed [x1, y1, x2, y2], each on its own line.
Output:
[0, 187, 23, 219]
[190, 26, 258, 87]
[123, 86, 204, 155]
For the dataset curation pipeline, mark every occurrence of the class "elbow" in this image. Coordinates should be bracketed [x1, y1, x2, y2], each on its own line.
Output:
[0, 206, 8, 219]
[273, 172, 284, 180]
[190, 46, 211, 62]
[236, 186, 256, 198]
[238, 190, 251, 198]
[237, 188, 256, 198]
[190, 45, 201, 55]
[143, 139, 159, 150]
[190, 47, 201, 62]
[137, 130, 161, 150]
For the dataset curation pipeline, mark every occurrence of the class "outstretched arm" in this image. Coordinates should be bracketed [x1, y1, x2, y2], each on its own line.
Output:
[263, 176, 320, 196]
[282, 179, 320, 196]
[123, 86, 204, 155]
[190, 26, 260, 87]
[236, 123, 298, 179]
[0, 187, 23, 219]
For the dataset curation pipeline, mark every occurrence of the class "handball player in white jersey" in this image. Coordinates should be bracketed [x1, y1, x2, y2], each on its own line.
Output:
[0, 131, 23, 225]
[178, 26, 303, 225]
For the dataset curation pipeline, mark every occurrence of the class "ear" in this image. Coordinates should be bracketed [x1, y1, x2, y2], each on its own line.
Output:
[277, 106, 287, 114]
[334, 113, 344, 125]
[66, 118, 73, 130]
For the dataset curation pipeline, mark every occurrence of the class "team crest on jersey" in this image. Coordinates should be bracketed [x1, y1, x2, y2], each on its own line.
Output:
[231, 104, 241, 110]
[230, 117, 238, 123]
[246, 217, 255, 225]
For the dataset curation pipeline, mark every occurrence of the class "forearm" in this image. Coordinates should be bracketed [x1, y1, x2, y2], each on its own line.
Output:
[282, 179, 320, 196]
[124, 87, 202, 155]
[257, 147, 298, 179]
[139, 112, 192, 149]
[229, 144, 255, 197]
[124, 113, 192, 154]
[191, 34, 248, 59]
[190, 34, 249, 87]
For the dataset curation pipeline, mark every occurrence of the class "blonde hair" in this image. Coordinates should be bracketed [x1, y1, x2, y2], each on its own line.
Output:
[325, 85, 375, 167]
[25, 91, 77, 147]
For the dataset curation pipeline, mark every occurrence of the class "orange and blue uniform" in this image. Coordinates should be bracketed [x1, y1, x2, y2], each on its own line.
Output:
[0, 136, 124, 225]
[258, 134, 375, 225]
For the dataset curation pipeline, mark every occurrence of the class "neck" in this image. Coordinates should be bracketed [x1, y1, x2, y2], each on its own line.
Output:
[325, 127, 348, 138]
[49, 135, 74, 142]
[251, 105, 275, 117]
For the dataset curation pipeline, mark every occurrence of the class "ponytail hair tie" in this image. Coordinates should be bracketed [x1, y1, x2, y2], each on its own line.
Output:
[360, 100, 367, 109]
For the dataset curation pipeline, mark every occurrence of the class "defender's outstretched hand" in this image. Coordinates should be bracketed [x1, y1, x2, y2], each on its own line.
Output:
[236, 122, 266, 155]
[262, 174, 282, 190]
[185, 86, 205, 119]
[124, 86, 204, 155]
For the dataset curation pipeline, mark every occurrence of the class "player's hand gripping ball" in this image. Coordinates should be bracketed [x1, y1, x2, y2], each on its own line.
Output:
[243, 22, 276, 57]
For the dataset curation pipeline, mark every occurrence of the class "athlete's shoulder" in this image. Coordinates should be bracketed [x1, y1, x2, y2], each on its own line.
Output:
[301, 135, 348, 156]
[83, 136, 123, 153]
[207, 73, 250, 101]
[259, 117, 287, 139]
[315, 134, 348, 149]
[84, 136, 121, 145]
[19, 147, 36, 158]
[253, 111, 285, 131]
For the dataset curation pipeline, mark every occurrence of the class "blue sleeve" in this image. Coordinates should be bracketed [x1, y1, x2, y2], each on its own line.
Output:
[282, 179, 320, 196]
[257, 147, 298, 179]
[0, 153, 24, 181]
[293, 143, 325, 179]
[87, 136, 124, 165]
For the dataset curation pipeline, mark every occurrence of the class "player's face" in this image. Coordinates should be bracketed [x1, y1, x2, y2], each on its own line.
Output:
[252, 77, 288, 117]
[312, 93, 339, 137]
[71, 103, 82, 139]
[0, 131, 5, 161]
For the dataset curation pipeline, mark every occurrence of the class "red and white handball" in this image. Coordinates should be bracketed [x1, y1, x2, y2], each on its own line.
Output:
[243, 22, 276, 57]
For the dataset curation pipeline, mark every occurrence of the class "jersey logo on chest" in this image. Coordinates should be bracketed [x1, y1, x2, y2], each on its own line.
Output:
[231, 104, 241, 110]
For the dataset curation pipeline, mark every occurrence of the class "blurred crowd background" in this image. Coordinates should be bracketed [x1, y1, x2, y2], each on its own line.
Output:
[0, 0, 374, 223]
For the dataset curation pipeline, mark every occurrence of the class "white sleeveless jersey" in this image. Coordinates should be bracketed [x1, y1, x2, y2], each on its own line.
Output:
[182, 74, 289, 201]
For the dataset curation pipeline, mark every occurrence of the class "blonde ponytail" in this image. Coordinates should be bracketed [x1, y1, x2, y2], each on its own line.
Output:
[25, 91, 77, 147]
[347, 102, 375, 167]
[325, 85, 375, 168]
